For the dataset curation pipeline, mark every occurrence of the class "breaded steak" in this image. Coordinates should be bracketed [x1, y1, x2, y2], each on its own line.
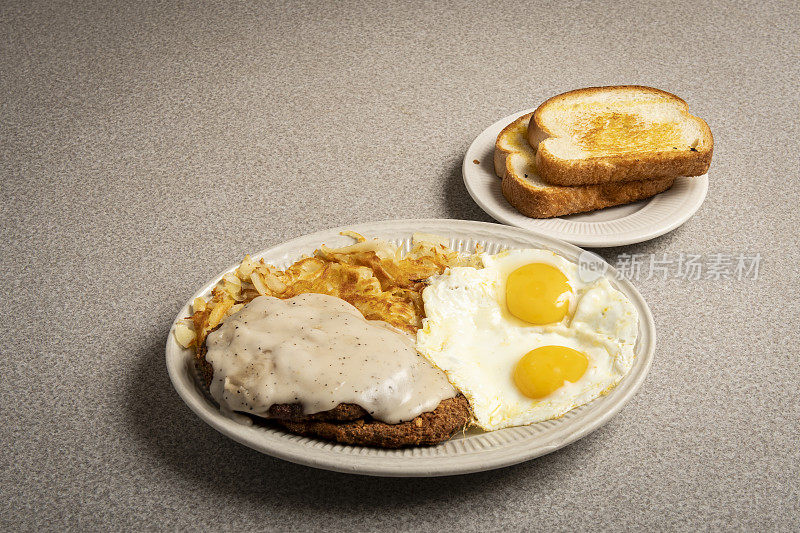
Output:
[196, 342, 470, 448]
[274, 395, 470, 448]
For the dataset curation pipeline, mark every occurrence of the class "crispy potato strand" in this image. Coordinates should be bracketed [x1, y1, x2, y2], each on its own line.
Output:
[184, 234, 481, 350]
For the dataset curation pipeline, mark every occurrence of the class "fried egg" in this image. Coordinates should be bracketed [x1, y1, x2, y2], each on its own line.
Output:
[416, 249, 638, 431]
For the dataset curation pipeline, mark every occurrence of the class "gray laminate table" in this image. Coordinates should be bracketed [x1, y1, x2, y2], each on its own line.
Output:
[2, 1, 798, 530]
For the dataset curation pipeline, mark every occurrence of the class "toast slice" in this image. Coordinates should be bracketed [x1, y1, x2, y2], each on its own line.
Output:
[495, 113, 675, 218]
[528, 86, 713, 186]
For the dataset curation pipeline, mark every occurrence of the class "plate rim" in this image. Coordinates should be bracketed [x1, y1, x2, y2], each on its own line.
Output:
[462, 109, 709, 247]
[165, 219, 656, 476]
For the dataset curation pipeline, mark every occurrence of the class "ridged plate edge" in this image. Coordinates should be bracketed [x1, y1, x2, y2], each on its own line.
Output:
[165, 219, 656, 476]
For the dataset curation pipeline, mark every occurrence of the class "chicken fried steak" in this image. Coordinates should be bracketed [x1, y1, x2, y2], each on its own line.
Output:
[196, 345, 470, 448]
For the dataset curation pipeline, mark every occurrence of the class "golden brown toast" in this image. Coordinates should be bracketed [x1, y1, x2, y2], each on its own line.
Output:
[495, 113, 675, 218]
[528, 86, 713, 186]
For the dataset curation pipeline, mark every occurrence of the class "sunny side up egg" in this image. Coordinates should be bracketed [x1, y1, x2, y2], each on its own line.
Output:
[416, 248, 638, 431]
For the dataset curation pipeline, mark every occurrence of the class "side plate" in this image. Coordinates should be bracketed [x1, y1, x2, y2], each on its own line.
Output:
[463, 109, 709, 247]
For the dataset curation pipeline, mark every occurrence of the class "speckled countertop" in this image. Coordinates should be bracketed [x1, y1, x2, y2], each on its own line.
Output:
[2, 1, 798, 530]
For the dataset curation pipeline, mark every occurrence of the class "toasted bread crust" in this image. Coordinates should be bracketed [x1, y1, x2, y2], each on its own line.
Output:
[534, 147, 711, 186]
[501, 168, 675, 218]
[495, 112, 675, 218]
[529, 86, 713, 186]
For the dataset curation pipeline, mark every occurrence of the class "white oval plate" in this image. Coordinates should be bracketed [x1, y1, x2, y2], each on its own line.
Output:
[166, 219, 656, 476]
[463, 109, 709, 247]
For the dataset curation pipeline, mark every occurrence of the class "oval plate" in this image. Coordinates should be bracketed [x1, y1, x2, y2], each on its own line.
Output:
[165, 219, 656, 476]
[463, 109, 709, 247]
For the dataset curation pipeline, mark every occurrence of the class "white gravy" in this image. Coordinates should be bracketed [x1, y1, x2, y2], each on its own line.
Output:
[204, 293, 456, 424]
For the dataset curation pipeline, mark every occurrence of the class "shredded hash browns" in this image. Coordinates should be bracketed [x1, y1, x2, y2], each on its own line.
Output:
[174, 232, 480, 350]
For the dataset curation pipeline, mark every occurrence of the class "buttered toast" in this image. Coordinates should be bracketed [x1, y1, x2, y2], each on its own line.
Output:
[495, 113, 674, 218]
[528, 86, 713, 186]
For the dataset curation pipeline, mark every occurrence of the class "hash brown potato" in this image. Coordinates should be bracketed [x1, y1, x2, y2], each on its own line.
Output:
[174, 232, 480, 350]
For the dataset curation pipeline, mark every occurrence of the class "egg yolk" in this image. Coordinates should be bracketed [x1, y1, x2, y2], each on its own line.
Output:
[506, 263, 571, 325]
[514, 346, 589, 399]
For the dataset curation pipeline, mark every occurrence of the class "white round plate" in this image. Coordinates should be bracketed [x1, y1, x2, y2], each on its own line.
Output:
[166, 219, 656, 477]
[463, 109, 709, 247]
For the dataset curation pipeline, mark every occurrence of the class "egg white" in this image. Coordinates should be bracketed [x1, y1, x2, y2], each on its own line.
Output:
[416, 250, 638, 431]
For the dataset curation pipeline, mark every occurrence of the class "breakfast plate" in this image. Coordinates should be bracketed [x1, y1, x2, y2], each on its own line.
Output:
[463, 109, 709, 247]
[166, 219, 656, 476]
